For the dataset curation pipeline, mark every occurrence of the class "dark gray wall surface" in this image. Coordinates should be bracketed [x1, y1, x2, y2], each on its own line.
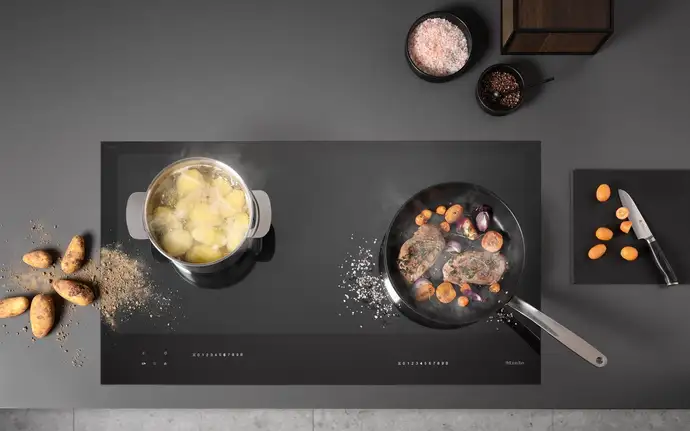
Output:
[1, 0, 689, 408]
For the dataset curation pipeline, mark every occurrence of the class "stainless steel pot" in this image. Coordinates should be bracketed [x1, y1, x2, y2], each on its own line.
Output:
[125, 157, 272, 274]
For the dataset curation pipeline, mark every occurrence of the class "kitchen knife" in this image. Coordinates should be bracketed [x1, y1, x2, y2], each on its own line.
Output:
[618, 189, 678, 286]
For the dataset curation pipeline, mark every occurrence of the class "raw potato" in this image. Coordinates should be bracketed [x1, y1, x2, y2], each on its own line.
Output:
[52, 279, 95, 306]
[457, 296, 469, 307]
[620, 221, 632, 234]
[588, 244, 607, 260]
[439, 221, 451, 232]
[61, 235, 86, 274]
[30, 294, 55, 338]
[421, 209, 433, 220]
[489, 283, 501, 293]
[176, 168, 205, 197]
[185, 244, 224, 264]
[596, 184, 611, 202]
[415, 214, 427, 226]
[435, 206, 447, 215]
[445, 204, 464, 224]
[0, 296, 30, 318]
[161, 229, 193, 256]
[191, 226, 226, 247]
[22, 250, 53, 268]
[595, 227, 614, 241]
[621, 246, 639, 261]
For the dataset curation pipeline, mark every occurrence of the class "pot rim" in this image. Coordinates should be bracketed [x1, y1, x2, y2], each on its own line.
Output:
[143, 156, 256, 268]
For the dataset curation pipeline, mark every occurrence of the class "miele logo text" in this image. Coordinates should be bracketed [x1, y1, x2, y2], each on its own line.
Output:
[505, 360, 525, 366]
[397, 361, 449, 366]
[191, 352, 244, 358]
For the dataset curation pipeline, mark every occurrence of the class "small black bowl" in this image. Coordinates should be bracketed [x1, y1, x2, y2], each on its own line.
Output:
[405, 11, 473, 83]
[475, 64, 525, 116]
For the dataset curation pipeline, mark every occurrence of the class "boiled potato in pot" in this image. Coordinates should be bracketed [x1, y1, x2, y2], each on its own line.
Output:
[225, 229, 246, 253]
[232, 212, 250, 232]
[212, 176, 233, 196]
[151, 164, 253, 264]
[176, 168, 205, 197]
[191, 226, 227, 247]
[217, 194, 242, 218]
[185, 244, 224, 264]
[161, 229, 194, 256]
[151, 206, 182, 232]
[174, 194, 200, 219]
[188, 203, 223, 227]
[225, 189, 246, 209]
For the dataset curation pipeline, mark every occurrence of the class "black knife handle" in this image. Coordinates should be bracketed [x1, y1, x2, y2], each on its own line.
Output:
[646, 237, 678, 286]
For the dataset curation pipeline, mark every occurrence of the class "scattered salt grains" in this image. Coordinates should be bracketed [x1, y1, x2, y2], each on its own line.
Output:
[71, 348, 84, 367]
[485, 309, 515, 330]
[408, 17, 469, 77]
[338, 238, 398, 326]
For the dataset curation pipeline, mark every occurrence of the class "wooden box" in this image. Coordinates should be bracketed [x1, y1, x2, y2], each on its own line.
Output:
[501, 0, 613, 54]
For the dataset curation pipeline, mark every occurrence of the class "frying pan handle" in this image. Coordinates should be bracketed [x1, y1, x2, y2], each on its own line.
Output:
[506, 296, 607, 368]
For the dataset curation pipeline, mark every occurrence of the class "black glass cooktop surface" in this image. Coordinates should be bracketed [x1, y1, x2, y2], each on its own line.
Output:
[101, 141, 541, 385]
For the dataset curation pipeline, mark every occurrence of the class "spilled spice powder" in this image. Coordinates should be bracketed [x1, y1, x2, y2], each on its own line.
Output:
[97, 247, 156, 328]
[67, 245, 173, 330]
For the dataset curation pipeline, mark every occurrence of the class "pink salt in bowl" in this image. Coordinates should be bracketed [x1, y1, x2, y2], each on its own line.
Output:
[405, 11, 473, 83]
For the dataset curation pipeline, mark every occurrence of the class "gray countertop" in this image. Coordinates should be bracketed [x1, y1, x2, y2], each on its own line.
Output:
[1, 0, 690, 408]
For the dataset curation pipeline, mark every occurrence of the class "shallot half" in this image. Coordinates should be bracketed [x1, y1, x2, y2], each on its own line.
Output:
[444, 240, 462, 254]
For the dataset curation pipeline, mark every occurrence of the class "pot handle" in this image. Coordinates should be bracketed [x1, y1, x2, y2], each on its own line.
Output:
[506, 296, 608, 368]
[126, 192, 149, 240]
[250, 190, 272, 239]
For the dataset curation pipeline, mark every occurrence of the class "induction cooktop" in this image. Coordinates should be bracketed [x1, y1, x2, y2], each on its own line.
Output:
[101, 141, 542, 385]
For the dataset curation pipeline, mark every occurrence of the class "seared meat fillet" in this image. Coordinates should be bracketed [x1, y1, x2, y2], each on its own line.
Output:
[397, 224, 445, 283]
[442, 251, 507, 285]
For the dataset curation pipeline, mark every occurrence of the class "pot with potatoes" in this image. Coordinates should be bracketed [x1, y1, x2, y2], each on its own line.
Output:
[126, 157, 271, 274]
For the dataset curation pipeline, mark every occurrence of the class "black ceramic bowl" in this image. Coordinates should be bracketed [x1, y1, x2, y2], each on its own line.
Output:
[475, 64, 525, 116]
[405, 11, 473, 83]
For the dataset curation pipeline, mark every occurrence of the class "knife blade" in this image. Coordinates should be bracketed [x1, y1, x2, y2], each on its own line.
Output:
[618, 189, 678, 286]
[618, 189, 652, 239]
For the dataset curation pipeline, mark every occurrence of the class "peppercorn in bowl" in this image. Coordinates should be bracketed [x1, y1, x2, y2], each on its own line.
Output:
[475, 64, 525, 116]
